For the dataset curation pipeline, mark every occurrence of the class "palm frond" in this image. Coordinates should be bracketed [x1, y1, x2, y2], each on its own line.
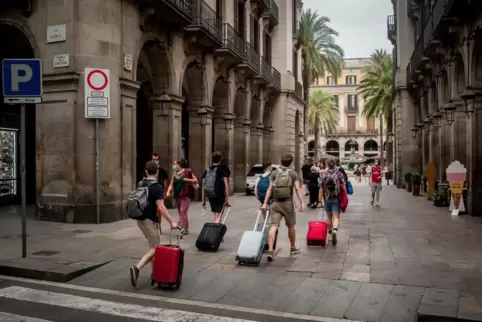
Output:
[307, 90, 339, 134]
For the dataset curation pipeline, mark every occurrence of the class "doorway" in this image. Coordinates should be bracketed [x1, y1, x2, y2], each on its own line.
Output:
[135, 88, 153, 183]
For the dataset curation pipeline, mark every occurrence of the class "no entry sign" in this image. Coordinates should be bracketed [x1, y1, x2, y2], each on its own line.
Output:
[84, 68, 110, 118]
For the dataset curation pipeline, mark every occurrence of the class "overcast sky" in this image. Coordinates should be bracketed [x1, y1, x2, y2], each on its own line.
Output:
[302, 0, 394, 58]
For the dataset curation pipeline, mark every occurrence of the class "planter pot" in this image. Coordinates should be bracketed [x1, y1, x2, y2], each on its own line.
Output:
[406, 183, 412, 192]
[412, 184, 421, 196]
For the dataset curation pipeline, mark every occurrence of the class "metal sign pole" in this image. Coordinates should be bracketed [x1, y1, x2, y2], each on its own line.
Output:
[20, 104, 27, 258]
[95, 118, 100, 224]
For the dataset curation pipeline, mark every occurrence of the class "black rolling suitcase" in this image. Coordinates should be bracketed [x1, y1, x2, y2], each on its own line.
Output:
[196, 206, 231, 252]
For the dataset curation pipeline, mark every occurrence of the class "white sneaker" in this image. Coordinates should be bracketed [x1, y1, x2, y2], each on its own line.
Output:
[375, 203, 380, 208]
[331, 230, 338, 245]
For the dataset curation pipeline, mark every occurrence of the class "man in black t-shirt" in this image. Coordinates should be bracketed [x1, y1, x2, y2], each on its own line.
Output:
[129, 161, 178, 288]
[152, 153, 169, 189]
[202, 151, 231, 223]
[301, 159, 313, 196]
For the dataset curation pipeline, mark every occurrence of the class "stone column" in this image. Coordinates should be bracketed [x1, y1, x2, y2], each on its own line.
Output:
[263, 127, 270, 163]
[250, 125, 258, 166]
[224, 113, 235, 195]
[339, 147, 345, 159]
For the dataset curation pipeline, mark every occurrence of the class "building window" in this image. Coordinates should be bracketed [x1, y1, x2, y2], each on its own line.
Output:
[264, 33, 272, 64]
[347, 94, 357, 110]
[332, 95, 339, 106]
[216, 0, 223, 19]
[293, 50, 298, 81]
[367, 117, 376, 132]
[234, 0, 245, 39]
[346, 75, 357, 85]
[326, 76, 336, 85]
[251, 14, 259, 52]
[347, 116, 356, 133]
[292, 0, 297, 33]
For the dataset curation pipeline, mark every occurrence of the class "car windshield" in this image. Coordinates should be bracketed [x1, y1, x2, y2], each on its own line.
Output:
[248, 167, 264, 175]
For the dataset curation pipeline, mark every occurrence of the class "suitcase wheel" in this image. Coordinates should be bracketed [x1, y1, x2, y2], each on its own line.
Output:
[150, 279, 155, 286]
[175, 283, 181, 289]
[235, 256, 239, 261]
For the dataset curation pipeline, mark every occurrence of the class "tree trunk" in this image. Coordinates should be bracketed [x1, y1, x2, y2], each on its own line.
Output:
[302, 62, 310, 146]
[315, 126, 321, 160]
[379, 115, 384, 168]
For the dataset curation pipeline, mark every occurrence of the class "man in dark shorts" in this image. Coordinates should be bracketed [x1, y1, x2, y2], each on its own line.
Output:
[202, 151, 231, 223]
[151, 152, 169, 232]
[301, 158, 313, 196]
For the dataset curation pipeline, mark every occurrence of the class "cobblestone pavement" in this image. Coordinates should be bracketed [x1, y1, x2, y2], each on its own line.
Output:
[2, 181, 482, 321]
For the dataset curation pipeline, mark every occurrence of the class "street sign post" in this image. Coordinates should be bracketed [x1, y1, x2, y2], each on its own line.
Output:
[2, 58, 43, 258]
[84, 68, 110, 224]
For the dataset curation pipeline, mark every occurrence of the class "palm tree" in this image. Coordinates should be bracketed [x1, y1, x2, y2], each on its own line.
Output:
[300, 9, 344, 139]
[357, 49, 394, 167]
[307, 90, 339, 159]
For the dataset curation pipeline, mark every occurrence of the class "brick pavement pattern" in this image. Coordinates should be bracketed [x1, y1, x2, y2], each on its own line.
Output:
[2, 181, 482, 321]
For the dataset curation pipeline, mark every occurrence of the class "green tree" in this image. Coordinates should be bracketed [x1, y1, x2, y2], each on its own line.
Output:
[357, 49, 394, 166]
[300, 9, 344, 138]
[307, 90, 339, 159]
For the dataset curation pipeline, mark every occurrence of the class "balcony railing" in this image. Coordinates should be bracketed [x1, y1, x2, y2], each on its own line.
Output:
[262, 0, 270, 9]
[261, 57, 271, 80]
[222, 23, 245, 60]
[387, 15, 396, 41]
[165, 0, 194, 17]
[272, 67, 281, 89]
[193, 0, 222, 42]
[295, 81, 303, 99]
[269, 0, 279, 24]
[246, 43, 260, 71]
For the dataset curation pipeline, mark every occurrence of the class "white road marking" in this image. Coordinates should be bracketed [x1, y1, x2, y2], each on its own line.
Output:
[0, 275, 360, 322]
[0, 286, 255, 322]
[0, 311, 53, 322]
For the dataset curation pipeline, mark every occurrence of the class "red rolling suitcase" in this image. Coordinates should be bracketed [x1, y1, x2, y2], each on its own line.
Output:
[151, 228, 184, 289]
[307, 211, 328, 247]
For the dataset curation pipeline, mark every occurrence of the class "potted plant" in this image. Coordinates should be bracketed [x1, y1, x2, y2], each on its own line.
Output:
[404, 172, 412, 192]
[412, 172, 422, 196]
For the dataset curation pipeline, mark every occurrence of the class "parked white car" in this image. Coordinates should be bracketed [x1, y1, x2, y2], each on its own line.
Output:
[245, 164, 281, 195]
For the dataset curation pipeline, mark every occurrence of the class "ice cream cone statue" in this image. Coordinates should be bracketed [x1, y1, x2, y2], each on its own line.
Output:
[446, 161, 467, 215]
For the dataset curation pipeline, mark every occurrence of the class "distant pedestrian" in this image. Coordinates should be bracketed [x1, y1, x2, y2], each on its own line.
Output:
[370, 160, 383, 207]
[307, 166, 321, 208]
[151, 152, 170, 233]
[261, 153, 304, 261]
[129, 161, 178, 288]
[202, 151, 231, 223]
[301, 159, 312, 196]
[166, 159, 198, 236]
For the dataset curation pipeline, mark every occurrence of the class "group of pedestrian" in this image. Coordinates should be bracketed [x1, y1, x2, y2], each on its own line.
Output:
[128, 151, 231, 288]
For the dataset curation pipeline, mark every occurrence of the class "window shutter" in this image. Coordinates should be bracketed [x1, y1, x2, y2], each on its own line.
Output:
[354, 76, 357, 84]
[250, 14, 255, 45]
[355, 95, 358, 109]
[346, 76, 349, 84]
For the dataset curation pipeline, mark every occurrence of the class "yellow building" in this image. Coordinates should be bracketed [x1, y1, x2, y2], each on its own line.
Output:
[308, 58, 387, 160]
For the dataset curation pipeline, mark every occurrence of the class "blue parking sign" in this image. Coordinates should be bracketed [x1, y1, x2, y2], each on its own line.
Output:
[2, 59, 42, 104]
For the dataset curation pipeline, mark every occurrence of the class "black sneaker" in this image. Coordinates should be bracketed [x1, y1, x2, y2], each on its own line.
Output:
[332, 230, 338, 246]
[129, 266, 139, 288]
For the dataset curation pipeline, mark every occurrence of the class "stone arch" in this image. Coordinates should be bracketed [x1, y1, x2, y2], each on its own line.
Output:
[180, 56, 210, 106]
[470, 28, 482, 87]
[307, 140, 315, 158]
[364, 139, 378, 157]
[345, 140, 359, 152]
[325, 140, 340, 157]
[0, 22, 38, 206]
[233, 88, 247, 193]
[453, 53, 465, 98]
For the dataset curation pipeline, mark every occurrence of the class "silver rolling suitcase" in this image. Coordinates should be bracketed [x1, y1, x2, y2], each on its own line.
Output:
[235, 210, 269, 266]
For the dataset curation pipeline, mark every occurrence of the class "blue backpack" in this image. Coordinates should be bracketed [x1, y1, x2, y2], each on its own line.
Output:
[257, 174, 271, 202]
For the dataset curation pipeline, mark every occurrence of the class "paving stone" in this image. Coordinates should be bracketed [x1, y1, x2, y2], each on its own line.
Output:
[313, 262, 343, 280]
[370, 269, 401, 285]
[277, 278, 332, 314]
[398, 268, 433, 287]
[418, 303, 458, 318]
[345, 283, 393, 321]
[379, 285, 425, 322]
[341, 264, 370, 283]
[421, 288, 459, 307]
[370, 260, 397, 270]
[458, 291, 482, 321]
[310, 280, 363, 318]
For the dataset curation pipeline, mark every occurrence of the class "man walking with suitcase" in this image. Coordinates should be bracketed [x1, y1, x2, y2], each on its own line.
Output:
[129, 161, 178, 288]
[202, 151, 231, 223]
[261, 153, 304, 261]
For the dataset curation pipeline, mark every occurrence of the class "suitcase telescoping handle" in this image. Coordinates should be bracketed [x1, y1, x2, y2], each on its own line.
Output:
[253, 209, 270, 233]
[168, 227, 181, 247]
[220, 206, 231, 225]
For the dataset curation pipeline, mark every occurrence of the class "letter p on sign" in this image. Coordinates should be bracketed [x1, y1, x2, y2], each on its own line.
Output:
[11, 64, 33, 91]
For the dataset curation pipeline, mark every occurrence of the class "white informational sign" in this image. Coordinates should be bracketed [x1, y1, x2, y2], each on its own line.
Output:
[123, 54, 133, 71]
[46, 24, 67, 43]
[53, 54, 69, 68]
[84, 68, 110, 119]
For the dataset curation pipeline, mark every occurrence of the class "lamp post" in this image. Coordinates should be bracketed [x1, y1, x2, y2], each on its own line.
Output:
[432, 111, 443, 129]
[443, 101, 456, 126]
[157, 92, 171, 120]
[423, 116, 432, 132]
[388, 132, 394, 143]
[242, 119, 251, 136]
[197, 106, 208, 171]
[411, 127, 418, 139]
[461, 88, 476, 118]
[223, 114, 234, 153]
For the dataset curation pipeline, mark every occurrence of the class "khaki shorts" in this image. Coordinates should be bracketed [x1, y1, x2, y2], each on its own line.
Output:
[371, 183, 382, 193]
[137, 219, 160, 249]
[270, 199, 296, 228]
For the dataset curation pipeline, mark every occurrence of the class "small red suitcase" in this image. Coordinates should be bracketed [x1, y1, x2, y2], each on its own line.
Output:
[151, 229, 184, 289]
[307, 220, 328, 247]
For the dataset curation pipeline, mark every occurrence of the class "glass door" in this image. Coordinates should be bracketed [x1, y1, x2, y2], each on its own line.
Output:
[0, 128, 18, 205]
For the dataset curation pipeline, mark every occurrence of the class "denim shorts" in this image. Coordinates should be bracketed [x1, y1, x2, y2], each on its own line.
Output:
[324, 197, 340, 213]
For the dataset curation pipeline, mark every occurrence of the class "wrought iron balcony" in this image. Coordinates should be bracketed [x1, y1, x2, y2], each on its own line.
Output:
[218, 23, 245, 62]
[387, 15, 396, 44]
[185, 0, 222, 47]
[295, 81, 303, 99]
[246, 43, 260, 72]
[272, 67, 281, 90]
[139, 0, 193, 26]
[261, 57, 272, 82]
[164, 0, 193, 18]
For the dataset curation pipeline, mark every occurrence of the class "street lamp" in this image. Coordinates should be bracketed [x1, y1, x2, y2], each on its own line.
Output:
[411, 127, 418, 139]
[268, 128, 274, 139]
[197, 106, 208, 128]
[223, 114, 234, 131]
[158, 92, 171, 120]
[242, 119, 251, 136]
[256, 124, 264, 138]
[432, 111, 443, 128]
[443, 101, 456, 125]
[298, 130, 304, 138]
[388, 132, 394, 143]
[423, 117, 432, 132]
[460, 88, 476, 118]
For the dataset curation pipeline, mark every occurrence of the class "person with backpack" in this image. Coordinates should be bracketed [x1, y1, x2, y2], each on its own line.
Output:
[261, 153, 304, 261]
[166, 158, 198, 236]
[307, 166, 321, 208]
[202, 151, 231, 223]
[254, 163, 273, 205]
[318, 158, 345, 245]
[127, 161, 178, 288]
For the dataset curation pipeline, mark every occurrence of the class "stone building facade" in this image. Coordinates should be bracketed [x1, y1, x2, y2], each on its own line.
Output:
[308, 58, 387, 161]
[0, 0, 305, 223]
[389, 0, 482, 216]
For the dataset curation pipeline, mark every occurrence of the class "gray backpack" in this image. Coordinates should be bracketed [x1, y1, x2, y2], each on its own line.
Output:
[273, 167, 293, 199]
[127, 180, 155, 219]
[204, 167, 218, 199]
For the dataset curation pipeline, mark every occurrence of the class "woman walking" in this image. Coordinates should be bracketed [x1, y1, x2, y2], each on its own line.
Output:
[166, 158, 198, 236]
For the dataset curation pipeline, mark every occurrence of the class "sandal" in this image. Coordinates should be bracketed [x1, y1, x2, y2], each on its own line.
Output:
[267, 250, 274, 261]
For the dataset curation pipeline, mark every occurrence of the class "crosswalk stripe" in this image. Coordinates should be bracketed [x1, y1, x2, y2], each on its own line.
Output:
[0, 286, 257, 322]
[0, 311, 53, 322]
